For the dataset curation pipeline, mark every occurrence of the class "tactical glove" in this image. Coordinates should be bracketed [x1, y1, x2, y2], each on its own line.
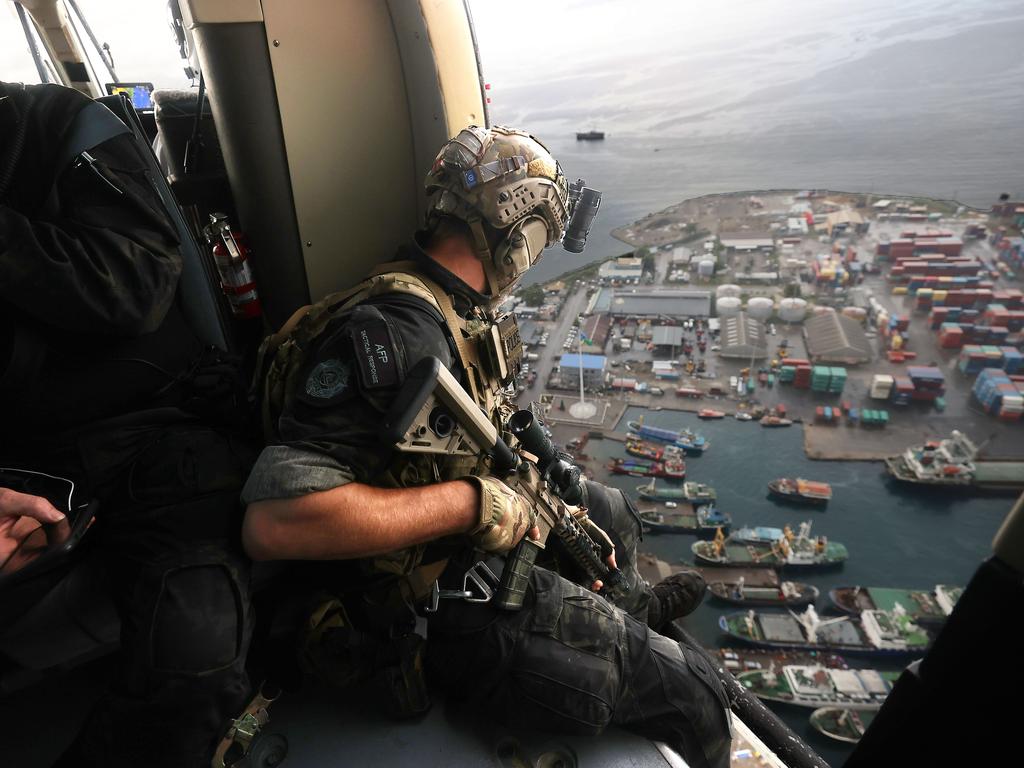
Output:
[572, 509, 616, 560]
[462, 475, 536, 554]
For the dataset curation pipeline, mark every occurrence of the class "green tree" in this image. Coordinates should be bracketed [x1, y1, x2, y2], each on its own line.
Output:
[518, 284, 545, 306]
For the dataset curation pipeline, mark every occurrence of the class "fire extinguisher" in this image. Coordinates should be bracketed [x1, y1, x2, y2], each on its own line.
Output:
[205, 212, 262, 319]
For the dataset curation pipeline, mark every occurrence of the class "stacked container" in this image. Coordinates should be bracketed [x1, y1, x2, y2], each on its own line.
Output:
[828, 367, 847, 393]
[811, 366, 832, 393]
[870, 374, 894, 400]
[938, 323, 965, 348]
[891, 376, 915, 405]
[958, 346, 1024, 375]
[973, 369, 1024, 421]
[907, 366, 946, 401]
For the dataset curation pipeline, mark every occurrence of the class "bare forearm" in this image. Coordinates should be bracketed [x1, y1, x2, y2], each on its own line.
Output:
[243, 480, 478, 561]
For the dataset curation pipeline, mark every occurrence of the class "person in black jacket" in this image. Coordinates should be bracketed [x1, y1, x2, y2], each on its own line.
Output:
[0, 81, 255, 768]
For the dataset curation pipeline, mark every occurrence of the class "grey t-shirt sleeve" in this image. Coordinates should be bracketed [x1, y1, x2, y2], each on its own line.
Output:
[241, 444, 356, 504]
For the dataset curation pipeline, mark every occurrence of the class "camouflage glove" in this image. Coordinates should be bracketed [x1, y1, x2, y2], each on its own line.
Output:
[462, 475, 536, 554]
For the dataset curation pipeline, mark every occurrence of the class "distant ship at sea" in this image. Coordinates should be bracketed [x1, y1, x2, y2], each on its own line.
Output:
[576, 130, 605, 141]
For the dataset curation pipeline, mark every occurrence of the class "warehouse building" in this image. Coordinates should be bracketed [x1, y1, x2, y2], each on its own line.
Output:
[718, 313, 768, 360]
[651, 325, 685, 354]
[608, 289, 712, 318]
[803, 312, 872, 365]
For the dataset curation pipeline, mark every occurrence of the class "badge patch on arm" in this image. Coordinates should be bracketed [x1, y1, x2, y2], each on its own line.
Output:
[351, 318, 401, 389]
[305, 359, 352, 399]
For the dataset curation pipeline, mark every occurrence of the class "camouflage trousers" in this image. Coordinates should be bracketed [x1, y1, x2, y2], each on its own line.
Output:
[427, 485, 731, 768]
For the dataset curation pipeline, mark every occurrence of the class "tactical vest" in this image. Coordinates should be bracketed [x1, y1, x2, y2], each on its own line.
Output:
[258, 260, 523, 602]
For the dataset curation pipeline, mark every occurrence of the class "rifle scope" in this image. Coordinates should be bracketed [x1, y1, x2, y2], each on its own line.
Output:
[508, 410, 585, 507]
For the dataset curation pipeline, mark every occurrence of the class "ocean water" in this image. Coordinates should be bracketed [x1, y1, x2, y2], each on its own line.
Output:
[588, 406, 1014, 765]
[469, 1, 1024, 286]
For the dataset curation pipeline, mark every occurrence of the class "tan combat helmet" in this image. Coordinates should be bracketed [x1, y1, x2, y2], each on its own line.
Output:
[424, 125, 571, 297]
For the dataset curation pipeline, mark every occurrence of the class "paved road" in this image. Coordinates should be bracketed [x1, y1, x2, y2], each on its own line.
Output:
[523, 283, 591, 399]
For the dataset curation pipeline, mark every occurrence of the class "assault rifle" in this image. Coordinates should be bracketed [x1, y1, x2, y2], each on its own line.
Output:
[384, 356, 627, 610]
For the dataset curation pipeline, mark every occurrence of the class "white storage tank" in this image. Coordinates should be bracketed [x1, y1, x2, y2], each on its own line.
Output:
[716, 284, 741, 299]
[746, 297, 774, 320]
[697, 259, 716, 277]
[716, 296, 741, 317]
[778, 297, 808, 323]
[812, 305, 836, 316]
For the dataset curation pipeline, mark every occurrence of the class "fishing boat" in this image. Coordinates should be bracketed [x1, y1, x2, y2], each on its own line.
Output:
[809, 707, 876, 744]
[735, 412, 753, 421]
[760, 415, 793, 427]
[828, 584, 961, 626]
[767, 478, 832, 505]
[637, 479, 716, 502]
[718, 604, 932, 659]
[692, 522, 848, 569]
[698, 408, 725, 419]
[738, 665, 898, 709]
[609, 458, 685, 479]
[707, 578, 819, 607]
[639, 504, 731, 535]
[718, 648, 849, 675]
[627, 418, 708, 454]
[884, 430, 1024, 491]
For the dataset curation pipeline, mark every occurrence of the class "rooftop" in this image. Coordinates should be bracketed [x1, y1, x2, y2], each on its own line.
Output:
[609, 289, 712, 318]
[560, 353, 607, 371]
[803, 313, 872, 364]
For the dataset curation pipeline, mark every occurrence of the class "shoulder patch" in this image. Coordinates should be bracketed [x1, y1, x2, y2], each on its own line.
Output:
[350, 316, 401, 389]
[305, 358, 352, 399]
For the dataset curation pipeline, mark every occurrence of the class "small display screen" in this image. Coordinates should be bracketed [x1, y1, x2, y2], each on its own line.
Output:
[105, 81, 155, 110]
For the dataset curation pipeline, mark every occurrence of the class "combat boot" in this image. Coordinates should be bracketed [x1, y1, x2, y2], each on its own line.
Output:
[646, 569, 706, 632]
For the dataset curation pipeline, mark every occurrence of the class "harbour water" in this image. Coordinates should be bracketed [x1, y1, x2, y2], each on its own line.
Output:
[585, 406, 1015, 764]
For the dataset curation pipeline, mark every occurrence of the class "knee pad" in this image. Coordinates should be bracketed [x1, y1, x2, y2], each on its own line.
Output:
[149, 545, 251, 675]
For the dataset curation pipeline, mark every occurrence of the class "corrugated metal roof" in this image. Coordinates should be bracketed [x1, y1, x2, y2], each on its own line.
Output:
[803, 313, 872, 364]
[719, 313, 768, 359]
[652, 326, 684, 346]
[609, 290, 712, 317]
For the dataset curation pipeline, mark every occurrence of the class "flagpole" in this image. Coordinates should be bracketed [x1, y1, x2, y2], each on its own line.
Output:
[578, 325, 586, 408]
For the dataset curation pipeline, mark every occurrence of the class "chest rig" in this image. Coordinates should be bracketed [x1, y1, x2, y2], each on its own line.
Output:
[258, 260, 523, 594]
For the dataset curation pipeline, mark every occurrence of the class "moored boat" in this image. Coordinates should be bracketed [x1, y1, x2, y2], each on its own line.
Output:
[698, 408, 725, 419]
[693, 522, 847, 569]
[829, 584, 961, 626]
[639, 504, 731, 535]
[760, 415, 793, 427]
[627, 418, 709, 454]
[735, 412, 753, 421]
[731, 526, 785, 545]
[625, 437, 663, 461]
[738, 665, 898, 709]
[809, 707, 876, 744]
[768, 478, 832, 505]
[708, 579, 819, 607]
[718, 604, 932, 659]
[609, 458, 685, 479]
[718, 648, 849, 675]
[637, 479, 716, 502]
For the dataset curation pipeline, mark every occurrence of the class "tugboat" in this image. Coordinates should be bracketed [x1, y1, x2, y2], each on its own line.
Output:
[718, 604, 932, 659]
[828, 584, 961, 626]
[810, 707, 877, 744]
[738, 665, 898, 709]
[768, 478, 832, 505]
[692, 522, 847, 569]
[760, 415, 793, 427]
[639, 504, 731, 535]
[707, 577, 819, 607]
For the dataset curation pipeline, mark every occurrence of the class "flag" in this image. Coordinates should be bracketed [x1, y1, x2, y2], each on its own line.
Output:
[578, 329, 591, 345]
